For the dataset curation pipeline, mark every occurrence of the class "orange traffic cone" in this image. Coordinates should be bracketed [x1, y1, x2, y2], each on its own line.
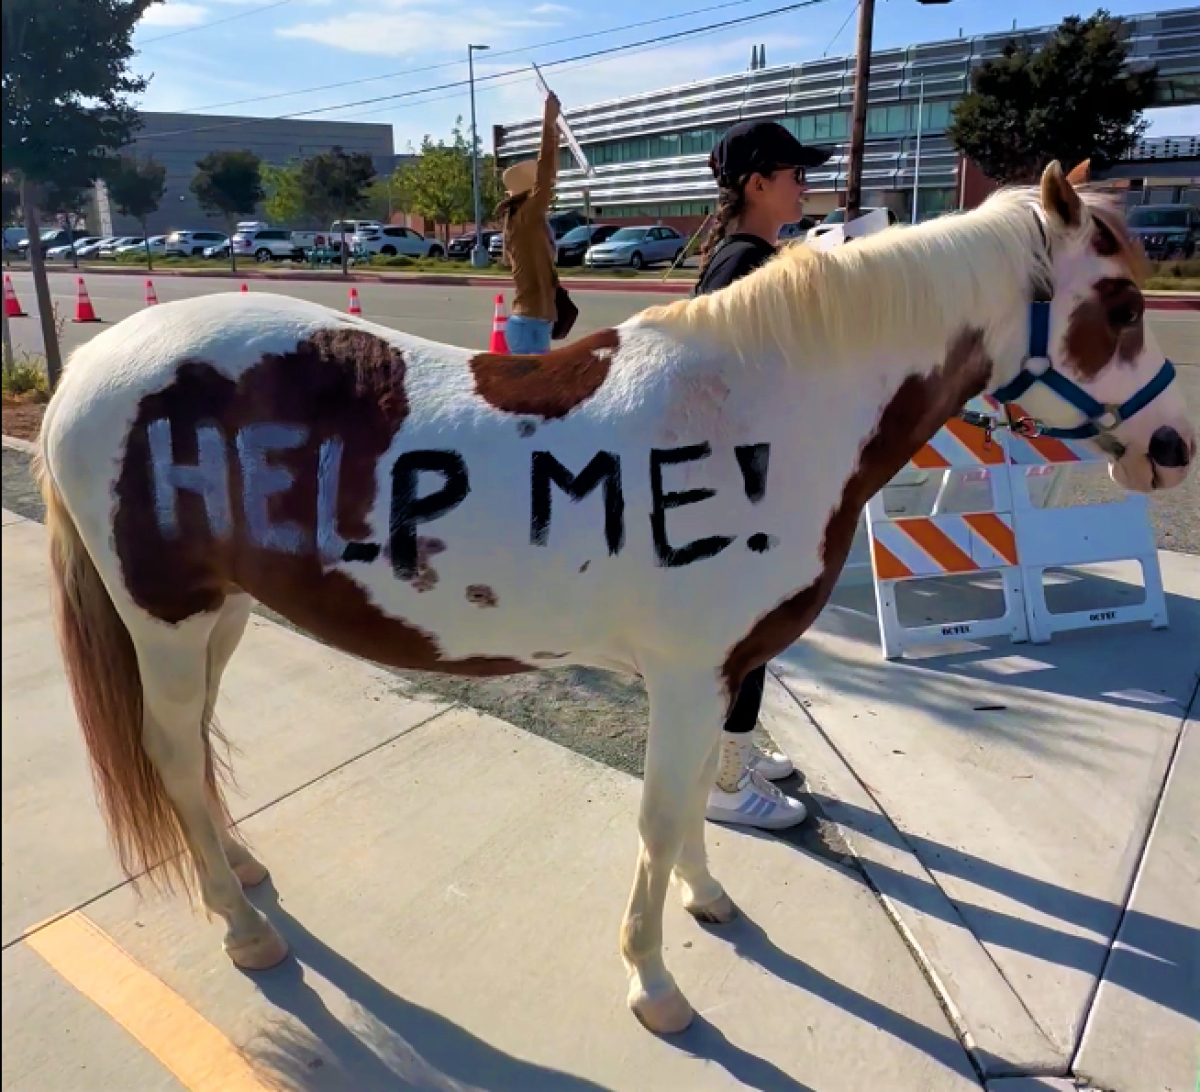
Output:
[144, 279, 159, 306]
[240, 282, 249, 293]
[73, 277, 100, 323]
[489, 293, 509, 353]
[347, 286, 362, 316]
[3, 274, 27, 318]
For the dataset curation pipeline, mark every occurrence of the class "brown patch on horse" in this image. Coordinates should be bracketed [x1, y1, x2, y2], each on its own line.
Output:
[466, 584, 499, 608]
[411, 536, 446, 593]
[721, 328, 995, 696]
[113, 326, 529, 677]
[1087, 203, 1150, 284]
[1064, 277, 1146, 378]
[470, 328, 619, 420]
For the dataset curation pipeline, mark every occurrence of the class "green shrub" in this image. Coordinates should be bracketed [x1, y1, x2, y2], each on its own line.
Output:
[2, 359, 50, 401]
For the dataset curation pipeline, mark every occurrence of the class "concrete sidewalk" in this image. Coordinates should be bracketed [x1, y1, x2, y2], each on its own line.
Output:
[1, 510, 982, 1092]
[763, 558, 1199, 1091]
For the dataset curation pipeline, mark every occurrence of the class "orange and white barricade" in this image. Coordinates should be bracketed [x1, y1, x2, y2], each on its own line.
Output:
[865, 401, 1030, 658]
[864, 395, 1168, 658]
[1001, 400, 1167, 645]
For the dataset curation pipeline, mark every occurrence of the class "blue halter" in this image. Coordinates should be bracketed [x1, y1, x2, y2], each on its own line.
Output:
[989, 300, 1178, 442]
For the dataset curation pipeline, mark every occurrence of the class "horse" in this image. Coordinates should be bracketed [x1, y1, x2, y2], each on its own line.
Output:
[34, 162, 1194, 1035]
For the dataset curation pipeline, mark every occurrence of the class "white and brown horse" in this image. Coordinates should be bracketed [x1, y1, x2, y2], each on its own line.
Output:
[35, 163, 1193, 1034]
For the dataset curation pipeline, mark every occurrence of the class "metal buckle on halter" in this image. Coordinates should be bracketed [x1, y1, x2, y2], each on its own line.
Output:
[1009, 415, 1043, 438]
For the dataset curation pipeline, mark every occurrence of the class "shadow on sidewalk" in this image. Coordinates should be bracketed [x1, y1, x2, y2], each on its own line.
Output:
[800, 793, 1200, 1023]
[241, 883, 823, 1092]
[240, 882, 615, 1092]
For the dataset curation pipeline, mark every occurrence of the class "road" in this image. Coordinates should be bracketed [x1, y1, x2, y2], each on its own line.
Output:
[2, 270, 651, 360]
[4, 267, 1198, 363]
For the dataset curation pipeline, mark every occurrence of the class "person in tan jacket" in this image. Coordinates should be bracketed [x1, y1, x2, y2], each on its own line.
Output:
[495, 91, 561, 354]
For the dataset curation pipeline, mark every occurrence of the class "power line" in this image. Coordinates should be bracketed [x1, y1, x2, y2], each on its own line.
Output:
[822, 0, 858, 57]
[180, 0, 774, 114]
[139, 0, 298, 46]
[335, 12, 796, 126]
[133, 0, 835, 142]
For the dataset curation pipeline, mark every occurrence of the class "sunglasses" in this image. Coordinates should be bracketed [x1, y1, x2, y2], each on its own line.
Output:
[760, 164, 806, 184]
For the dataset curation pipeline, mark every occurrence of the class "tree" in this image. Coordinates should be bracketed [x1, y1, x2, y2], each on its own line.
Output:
[39, 167, 95, 270]
[947, 10, 1157, 184]
[108, 155, 167, 269]
[191, 149, 264, 273]
[296, 148, 376, 274]
[261, 160, 306, 225]
[3, 0, 158, 387]
[398, 120, 477, 245]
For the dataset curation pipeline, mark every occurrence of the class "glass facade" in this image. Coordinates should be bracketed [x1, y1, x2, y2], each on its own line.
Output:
[593, 201, 715, 219]
[525, 100, 959, 174]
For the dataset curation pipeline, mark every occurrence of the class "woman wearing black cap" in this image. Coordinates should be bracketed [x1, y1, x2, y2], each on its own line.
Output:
[696, 119, 831, 831]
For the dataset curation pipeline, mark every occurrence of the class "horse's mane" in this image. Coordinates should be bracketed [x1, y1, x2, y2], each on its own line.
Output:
[637, 186, 1066, 367]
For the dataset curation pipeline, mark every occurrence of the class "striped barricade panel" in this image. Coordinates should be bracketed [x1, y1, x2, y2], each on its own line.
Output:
[870, 513, 1019, 581]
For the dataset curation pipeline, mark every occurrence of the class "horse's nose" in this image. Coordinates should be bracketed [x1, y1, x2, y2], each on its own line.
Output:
[1149, 426, 1192, 468]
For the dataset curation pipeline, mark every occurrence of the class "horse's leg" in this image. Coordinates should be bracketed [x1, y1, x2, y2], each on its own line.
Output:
[132, 610, 288, 970]
[673, 736, 737, 924]
[621, 663, 724, 1035]
[200, 594, 270, 889]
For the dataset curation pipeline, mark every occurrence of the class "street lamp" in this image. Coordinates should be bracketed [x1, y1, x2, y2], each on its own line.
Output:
[468, 43, 490, 268]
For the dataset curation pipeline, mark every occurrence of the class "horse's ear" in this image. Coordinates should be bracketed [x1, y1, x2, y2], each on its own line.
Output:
[1040, 160, 1082, 229]
[1066, 159, 1092, 186]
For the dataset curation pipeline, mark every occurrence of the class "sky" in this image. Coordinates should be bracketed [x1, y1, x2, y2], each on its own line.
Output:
[129, 0, 1199, 152]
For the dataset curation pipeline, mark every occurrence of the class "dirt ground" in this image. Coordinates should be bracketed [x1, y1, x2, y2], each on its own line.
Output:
[1, 399, 45, 442]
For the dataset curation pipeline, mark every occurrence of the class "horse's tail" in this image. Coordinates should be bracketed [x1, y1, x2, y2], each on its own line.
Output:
[35, 453, 197, 891]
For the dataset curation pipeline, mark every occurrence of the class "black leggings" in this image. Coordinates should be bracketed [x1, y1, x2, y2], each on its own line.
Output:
[724, 664, 766, 734]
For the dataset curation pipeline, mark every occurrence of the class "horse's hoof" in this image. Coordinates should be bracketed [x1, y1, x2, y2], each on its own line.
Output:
[629, 985, 695, 1035]
[233, 858, 269, 888]
[225, 924, 289, 971]
[686, 890, 738, 925]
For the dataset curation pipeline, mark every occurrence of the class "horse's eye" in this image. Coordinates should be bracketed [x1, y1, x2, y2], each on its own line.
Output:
[1109, 305, 1141, 328]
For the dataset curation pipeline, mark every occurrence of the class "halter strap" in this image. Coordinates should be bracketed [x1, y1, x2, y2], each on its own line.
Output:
[990, 301, 1177, 441]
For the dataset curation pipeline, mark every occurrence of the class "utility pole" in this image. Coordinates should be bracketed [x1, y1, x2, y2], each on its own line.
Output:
[846, 0, 950, 222]
[843, 0, 876, 221]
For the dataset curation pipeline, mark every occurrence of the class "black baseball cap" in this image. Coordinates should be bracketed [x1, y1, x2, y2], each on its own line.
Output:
[709, 120, 832, 187]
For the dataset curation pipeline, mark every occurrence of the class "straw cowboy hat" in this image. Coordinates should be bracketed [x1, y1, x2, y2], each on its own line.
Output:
[503, 159, 538, 195]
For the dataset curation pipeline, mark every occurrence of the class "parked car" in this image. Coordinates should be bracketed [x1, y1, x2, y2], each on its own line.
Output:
[778, 216, 818, 242]
[557, 224, 618, 265]
[584, 225, 685, 270]
[807, 206, 899, 243]
[232, 228, 302, 262]
[326, 220, 383, 251]
[99, 236, 144, 257]
[4, 228, 29, 253]
[74, 236, 117, 259]
[114, 235, 168, 257]
[203, 241, 231, 259]
[1126, 204, 1198, 259]
[165, 230, 229, 257]
[18, 227, 92, 258]
[488, 209, 591, 261]
[447, 230, 499, 260]
[548, 209, 590, 238]
[45, 237, 103, 260]
[355, 225, 445, 259]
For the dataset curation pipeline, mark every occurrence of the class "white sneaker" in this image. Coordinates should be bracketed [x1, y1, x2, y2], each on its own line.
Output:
[706, 769, 808, 829]
[747, 739, 794, 782]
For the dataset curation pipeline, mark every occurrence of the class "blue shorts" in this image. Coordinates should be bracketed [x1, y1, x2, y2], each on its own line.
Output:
[506, 314, 553, 354]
